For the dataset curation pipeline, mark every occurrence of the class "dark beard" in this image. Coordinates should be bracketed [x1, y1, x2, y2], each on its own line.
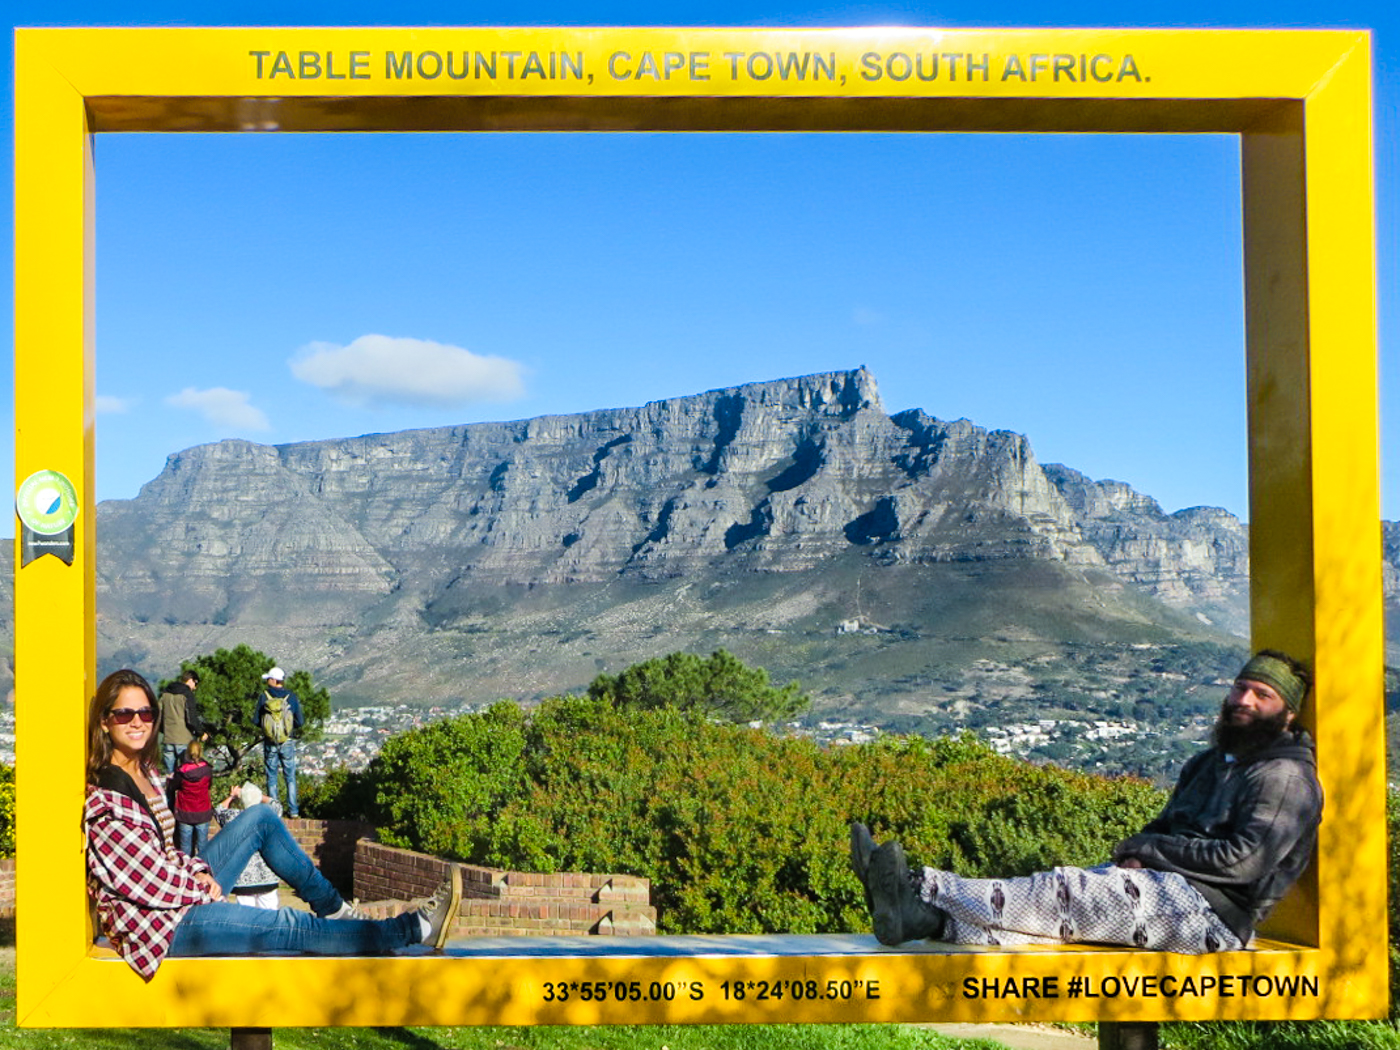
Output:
[1213, 701, 1292, 754]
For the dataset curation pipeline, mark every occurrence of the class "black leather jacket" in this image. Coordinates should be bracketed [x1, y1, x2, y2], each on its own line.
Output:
[1115, 728, 1322, 943]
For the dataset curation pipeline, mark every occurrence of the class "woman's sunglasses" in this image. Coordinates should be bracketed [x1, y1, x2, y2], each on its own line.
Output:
[107, 707, 155, 725]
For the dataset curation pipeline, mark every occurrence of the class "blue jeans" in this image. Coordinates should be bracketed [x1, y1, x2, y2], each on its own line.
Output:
[170, 901, 421, 956]
[264, 739, 298, 817]
[161, 743, 182, 775]
[175, 820, 209, 857]
[200, 803, 337, 910]
[169, 804, 421, 957]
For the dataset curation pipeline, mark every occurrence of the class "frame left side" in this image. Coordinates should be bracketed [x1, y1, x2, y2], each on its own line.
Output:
[13, 32, 100, 1018]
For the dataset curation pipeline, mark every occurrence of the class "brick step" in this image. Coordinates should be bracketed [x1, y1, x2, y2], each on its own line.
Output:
[460, 865, 651, 904]
[457, 898, 657, 936]
[354, 897, 658, 938]
[456, 914, 658, 937]
[352, 840, 657, 938]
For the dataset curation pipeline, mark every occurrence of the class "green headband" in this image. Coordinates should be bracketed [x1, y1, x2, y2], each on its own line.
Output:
[1236, 653, 1308, 713]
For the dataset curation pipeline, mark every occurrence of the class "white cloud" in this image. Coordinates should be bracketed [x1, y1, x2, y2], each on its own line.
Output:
[164, 387, 271, 432]
[290, 334, 526, 409]
[95, 395, 135, 414]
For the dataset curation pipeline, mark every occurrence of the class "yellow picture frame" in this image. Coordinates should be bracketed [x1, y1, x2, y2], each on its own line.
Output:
[13, 25, 1384, 1027]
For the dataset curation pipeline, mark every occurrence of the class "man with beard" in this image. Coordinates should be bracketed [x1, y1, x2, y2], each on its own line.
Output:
[850, 650, 1322, 953]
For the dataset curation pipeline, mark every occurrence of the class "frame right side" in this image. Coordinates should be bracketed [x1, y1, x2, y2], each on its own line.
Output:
[1242, 32, 1385, 1006]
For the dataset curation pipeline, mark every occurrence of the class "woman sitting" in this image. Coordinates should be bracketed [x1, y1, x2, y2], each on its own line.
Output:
[85, 669, 460, 980]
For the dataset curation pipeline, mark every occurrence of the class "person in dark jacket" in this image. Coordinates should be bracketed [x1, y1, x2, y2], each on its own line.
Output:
[157, 669, 205, 774]
[851, 650, 1322, 953]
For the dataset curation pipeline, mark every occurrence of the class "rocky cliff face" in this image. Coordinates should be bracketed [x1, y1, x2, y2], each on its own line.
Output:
[1383, 522, 1400, 597]
[97, 368, 1248, 621]
[93, 368, 1259, 704]
[1043, 465, 1250, 613]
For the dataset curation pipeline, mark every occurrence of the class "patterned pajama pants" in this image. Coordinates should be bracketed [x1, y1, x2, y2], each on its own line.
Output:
[916, 863, 1243, 954]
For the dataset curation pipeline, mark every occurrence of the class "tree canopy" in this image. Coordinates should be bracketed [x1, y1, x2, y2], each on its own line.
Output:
[164, 644, 330, 774]
[587, 648, 809, 722]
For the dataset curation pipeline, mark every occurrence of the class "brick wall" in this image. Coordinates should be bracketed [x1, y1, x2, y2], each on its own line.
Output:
[354, 840, 656, 938]
[0, 858, 13, 918]
[287, 818, 375, 894]
[28, 818, 656, 938]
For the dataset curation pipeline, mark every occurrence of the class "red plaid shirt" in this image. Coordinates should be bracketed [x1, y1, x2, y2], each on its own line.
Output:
[84, 783, 215, 979]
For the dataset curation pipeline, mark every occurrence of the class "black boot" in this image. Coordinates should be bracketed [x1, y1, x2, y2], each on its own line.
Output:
[867, 841, 947, 946]
[849, 822, 876, 911]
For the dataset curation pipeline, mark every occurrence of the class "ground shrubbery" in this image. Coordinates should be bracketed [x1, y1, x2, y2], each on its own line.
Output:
[0, 764, 12, 857]
[306, 695, 1164, 935]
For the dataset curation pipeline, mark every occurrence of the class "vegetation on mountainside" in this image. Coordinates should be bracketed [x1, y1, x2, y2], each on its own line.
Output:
[164, 644, 331, 775]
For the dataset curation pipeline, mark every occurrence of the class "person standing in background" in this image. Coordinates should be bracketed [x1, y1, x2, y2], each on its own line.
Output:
[171, 739, 215, 857]
[157, 669, 205, 774]
[255, 667, 304, 818]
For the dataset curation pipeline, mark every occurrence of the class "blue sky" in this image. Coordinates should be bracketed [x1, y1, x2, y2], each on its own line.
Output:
[4, 0, 1395, 523]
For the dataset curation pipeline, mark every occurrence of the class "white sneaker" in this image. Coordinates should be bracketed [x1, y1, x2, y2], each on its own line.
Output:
[328, 898, 367, 921]
[416, 865, 462, 951]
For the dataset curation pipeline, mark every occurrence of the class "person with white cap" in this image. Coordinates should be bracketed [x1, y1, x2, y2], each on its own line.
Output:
[254, 665, 304, 817]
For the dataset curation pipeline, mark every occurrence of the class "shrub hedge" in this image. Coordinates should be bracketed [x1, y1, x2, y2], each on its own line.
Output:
[307, 697, 1164, 935]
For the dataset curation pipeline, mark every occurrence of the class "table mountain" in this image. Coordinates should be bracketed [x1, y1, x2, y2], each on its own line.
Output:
[89, 367, 1265, 715]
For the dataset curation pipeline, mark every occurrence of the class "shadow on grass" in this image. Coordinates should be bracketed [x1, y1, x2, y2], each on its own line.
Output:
[370, 1030, 449, 1049]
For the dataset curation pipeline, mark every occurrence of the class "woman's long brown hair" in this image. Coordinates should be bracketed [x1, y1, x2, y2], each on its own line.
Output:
[86, 669, 159, 784]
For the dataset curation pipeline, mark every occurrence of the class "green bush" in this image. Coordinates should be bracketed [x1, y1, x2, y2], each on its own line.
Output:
[299, 764, 376, 821]
[0, 764, 13, 857]
[322, 697, 1163, 936]
[362, 700, 530, 859]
